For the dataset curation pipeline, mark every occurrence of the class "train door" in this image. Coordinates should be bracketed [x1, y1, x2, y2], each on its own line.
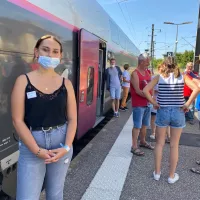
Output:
[77, 29, 99, 139]
[94, 42, 106, 126]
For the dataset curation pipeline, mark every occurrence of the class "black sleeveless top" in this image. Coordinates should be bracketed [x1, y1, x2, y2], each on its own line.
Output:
[24, 74, 67, 129]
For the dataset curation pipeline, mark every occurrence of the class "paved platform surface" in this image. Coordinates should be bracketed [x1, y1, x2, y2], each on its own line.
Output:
[40, 102, 200, 200]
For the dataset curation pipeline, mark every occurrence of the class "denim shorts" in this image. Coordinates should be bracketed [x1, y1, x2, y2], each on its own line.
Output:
[132, 106, 151, 129]
[155, 107, 185, 128]
[17, 124, 73, 200]
[110, 87, 121, 99]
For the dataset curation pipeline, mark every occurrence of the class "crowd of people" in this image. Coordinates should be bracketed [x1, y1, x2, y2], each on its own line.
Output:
[11, 34, 200, 199]
[106, 53, 200, 184]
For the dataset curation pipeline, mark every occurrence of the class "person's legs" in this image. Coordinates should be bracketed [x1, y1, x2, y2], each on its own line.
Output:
[115, 99, 120, 112]
[17, 132, 46, 200]
[140, 106, 151, 146]
[109, 87, 116, 115]
[167, 107, 185, 183]
[150, 113, 156, 139]
[132, 107, 144, 151]
[154, 107, 170, 176]
[121, 86, 129, 108]
[169, 127, 182, 178]
[45, 149, 73, 200]
[154, 127, 167, 175]
[45, 124, 73, 200]
[115, 87, 121, 117]
[185, 97, 194, 122]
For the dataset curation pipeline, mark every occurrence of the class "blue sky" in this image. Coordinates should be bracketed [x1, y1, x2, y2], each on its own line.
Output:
[96, 0, 199, 58]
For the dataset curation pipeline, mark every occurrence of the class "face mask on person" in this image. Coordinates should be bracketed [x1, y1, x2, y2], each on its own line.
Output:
[38, 56, 60, 69]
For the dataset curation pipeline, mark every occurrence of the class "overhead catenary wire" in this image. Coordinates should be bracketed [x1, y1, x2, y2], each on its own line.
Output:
[116, 0, 135, 43]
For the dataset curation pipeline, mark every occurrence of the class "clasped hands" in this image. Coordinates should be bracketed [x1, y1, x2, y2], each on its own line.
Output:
[37, 148, 68, 164]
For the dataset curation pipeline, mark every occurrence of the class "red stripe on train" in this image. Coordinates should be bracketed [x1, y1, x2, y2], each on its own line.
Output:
[8, 0, 79, 32]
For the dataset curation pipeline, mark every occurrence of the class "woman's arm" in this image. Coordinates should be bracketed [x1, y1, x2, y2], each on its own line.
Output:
[64, 79, 77, 147]
[123, 77, 130, 83]
[11, 75, 50, 159]
[143, 75, 159, 106]
[45, 79, 77, 164]
[184, 75, 200, 107]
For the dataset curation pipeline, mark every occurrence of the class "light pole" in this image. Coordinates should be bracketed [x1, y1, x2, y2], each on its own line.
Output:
[164, 21, 193, 57]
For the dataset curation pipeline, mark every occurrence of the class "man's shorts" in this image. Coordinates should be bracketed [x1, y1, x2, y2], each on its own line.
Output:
[110, 87, 121, 100]
[155, 107, 185, 128]
[132, 106, 151, 129]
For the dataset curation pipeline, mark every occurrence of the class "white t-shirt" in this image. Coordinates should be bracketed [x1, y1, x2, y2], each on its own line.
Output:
[122, 70, 130, 87]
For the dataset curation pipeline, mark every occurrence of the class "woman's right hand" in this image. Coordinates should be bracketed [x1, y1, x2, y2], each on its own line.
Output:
[181, 104, 189, 113]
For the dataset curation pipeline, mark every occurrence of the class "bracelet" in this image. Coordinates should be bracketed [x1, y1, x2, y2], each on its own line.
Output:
[60, 143, 70, 152]
[36, 148, 41, 157]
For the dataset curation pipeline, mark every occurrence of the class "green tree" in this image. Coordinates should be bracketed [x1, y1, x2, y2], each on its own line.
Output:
[176, 50, 194, 68]
[153, 58, 163, 69]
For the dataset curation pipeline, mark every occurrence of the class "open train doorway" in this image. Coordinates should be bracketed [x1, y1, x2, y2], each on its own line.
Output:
[95, 41, 106, 126]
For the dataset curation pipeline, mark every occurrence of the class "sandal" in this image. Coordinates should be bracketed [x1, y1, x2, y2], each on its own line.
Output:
[196, 160, 200, 165]
[131, 148, 145, 156]
[139, 142, 154, 150]
[190, 168, 200, 174]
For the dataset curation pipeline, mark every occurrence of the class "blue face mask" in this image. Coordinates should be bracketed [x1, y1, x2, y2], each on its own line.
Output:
[38, 56, 60, 69]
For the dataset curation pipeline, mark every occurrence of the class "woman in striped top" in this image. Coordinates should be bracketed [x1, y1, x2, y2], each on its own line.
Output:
[143, 57, 199, 184]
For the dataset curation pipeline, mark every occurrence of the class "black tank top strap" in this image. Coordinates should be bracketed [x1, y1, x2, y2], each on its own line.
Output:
[24, 74, 31, 85]
[62, 77, 65, 86]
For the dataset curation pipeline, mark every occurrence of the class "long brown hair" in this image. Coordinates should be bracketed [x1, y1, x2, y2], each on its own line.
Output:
[160, 57, 180, 78]
[33, 35, 63, 61]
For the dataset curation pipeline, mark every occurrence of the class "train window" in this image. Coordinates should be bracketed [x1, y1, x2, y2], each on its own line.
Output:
[109, 20, 119, 44]
[87, 67, 94, 105]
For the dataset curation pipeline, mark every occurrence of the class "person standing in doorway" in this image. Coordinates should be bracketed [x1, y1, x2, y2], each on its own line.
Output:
[106, 58, 122, 117]
[120, 64, 130, 111]
[130, 53, 154, 156]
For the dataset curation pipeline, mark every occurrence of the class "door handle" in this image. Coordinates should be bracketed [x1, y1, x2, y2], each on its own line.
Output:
[80, 90, 84, 102]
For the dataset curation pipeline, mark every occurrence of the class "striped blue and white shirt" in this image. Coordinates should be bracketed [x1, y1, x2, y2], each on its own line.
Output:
[157, 73, 185, 107]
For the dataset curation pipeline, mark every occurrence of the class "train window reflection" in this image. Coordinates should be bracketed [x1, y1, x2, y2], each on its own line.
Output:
[87, 67, 94, 105]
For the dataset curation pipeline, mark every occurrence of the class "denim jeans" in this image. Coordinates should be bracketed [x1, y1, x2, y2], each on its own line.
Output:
[17, 124, 73, 200]
[132, 106, 151, 128]
[155, 107, 185, 128]
[185, 97, 195, 121]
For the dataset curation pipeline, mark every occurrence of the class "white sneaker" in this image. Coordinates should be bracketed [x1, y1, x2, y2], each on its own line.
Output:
[168, 173, 179, 184]
[153, 171, 161, 181]
[150, 135, 156, 140]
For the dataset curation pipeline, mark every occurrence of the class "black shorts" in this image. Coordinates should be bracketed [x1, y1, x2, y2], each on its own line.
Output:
[151, 112, 157, 116]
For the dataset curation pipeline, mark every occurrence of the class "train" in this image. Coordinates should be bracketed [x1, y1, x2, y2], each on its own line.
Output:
[0, 0, 139, 198]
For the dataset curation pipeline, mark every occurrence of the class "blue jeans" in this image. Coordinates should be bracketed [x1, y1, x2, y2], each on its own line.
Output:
[17, 124, 73, 200]
[132, 106, 151, 128]
[110, 87, 121, 99]
[185, 97, 194, 121]
[155, 107, 185, 128]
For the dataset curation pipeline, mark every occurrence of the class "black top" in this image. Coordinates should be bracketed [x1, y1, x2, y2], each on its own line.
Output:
[24, 74, 67, 129]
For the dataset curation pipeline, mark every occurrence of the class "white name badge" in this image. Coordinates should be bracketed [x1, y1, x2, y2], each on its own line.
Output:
[27, 91, 37, 99]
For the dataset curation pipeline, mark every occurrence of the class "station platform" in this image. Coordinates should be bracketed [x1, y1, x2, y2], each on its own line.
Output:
[40, 101, 200, 200]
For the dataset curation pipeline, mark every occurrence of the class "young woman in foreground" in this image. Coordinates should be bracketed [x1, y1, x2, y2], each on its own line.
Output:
[11, 35, 77, 199]
[143, 57, 199, 184]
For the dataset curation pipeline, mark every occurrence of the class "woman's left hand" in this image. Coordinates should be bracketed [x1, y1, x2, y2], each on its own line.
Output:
[45, 148, 68, 164]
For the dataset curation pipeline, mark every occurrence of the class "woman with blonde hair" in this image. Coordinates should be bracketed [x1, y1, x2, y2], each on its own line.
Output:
[143, 57, 199, 184]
